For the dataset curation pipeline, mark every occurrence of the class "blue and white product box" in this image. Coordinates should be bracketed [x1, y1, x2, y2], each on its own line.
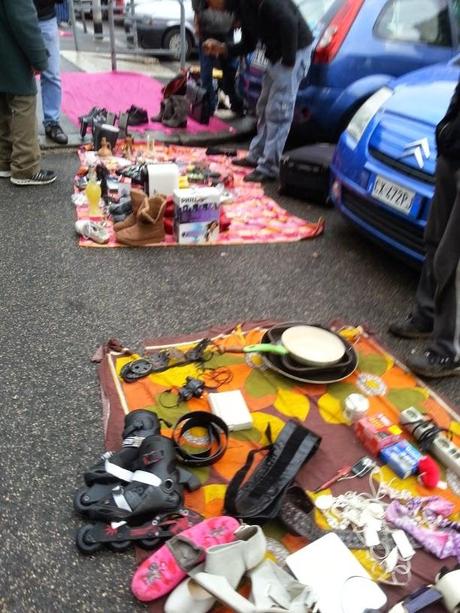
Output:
[173, 187, 220, 244]
[380, 440, 422, 479]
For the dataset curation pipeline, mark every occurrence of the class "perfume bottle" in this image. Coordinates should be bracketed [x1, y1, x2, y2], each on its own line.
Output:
[85, 166, 102, 216]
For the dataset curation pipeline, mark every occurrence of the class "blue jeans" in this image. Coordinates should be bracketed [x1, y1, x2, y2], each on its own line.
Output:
[199, 43, 243, 115]
[247, 47, 312, 178]
[38, 17, 62, 125]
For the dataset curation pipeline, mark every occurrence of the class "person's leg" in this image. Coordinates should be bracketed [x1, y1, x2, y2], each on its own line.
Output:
[39, 17, 62, 125]
[8, 94, 41, 179]
[39, 17, 67, 144]
[221, 56, 244, 114]
[251, 48, 310, 179]
[0, 94, 13, 175]
[199, 42, 217, 116]
[429, 165, 460, 360]
[245, 68, 273, 165]
[390, 156, 457, 338]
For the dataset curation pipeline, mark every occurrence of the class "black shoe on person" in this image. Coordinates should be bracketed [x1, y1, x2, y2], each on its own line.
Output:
[243, 169, 276, 183]
[45, 122, 68, 145]
[232, 157, 257, 169]
[407, 350, 460, 378]
[10, 170, 57, 186]
[388, 315, 432, 339]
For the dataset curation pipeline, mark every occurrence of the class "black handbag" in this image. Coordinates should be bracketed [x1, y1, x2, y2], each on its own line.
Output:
[224, 420, 321, 524]
[186, 78, 211, 125]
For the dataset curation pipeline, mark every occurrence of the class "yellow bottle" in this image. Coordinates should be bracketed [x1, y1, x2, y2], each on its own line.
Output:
[85, 167, 102, 217]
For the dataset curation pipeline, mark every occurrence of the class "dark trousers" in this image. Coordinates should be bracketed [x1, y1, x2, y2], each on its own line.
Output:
[414, 155, 460, 360]
[198, 42, 243, 115]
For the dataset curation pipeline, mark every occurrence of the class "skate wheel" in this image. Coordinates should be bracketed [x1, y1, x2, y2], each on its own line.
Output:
[73, 487, 93, 515]
[138, 537, 161, 550]
[108, 539, 132, 553]
[76, 525, 102, 554]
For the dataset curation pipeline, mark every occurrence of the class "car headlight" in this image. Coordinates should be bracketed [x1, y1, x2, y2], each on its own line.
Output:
[346, 86, 393, 145]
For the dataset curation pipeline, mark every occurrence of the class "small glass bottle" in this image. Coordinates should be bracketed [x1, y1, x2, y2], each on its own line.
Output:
[85, 166, 102, 217]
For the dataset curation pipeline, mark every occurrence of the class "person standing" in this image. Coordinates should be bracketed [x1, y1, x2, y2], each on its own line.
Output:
[203, 0, 313, 183]
[0, 0, 56, 185]
[34, 0, 68, 145]
[389, 79, 460, 377]
[192, 0, 244, 117]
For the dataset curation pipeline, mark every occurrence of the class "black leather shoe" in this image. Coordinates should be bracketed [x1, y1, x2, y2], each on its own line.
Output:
[407, 350, 460, 378]
[45, 122, 68, 145]
[388, 315, 432, 339]
[243, 169, 276, 183]
[126, 105, 149, 126]
[232, 157, 257, 168]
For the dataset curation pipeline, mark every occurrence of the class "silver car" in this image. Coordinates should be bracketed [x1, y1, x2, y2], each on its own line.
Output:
[124, 0, 198, 59]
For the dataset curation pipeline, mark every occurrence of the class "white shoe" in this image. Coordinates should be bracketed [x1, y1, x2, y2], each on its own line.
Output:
[0, 169, 11, 178]
[75, 219, 110, 244]
[165, 525, 266, 613]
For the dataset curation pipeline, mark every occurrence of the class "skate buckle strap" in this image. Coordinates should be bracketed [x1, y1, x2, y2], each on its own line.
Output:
[104, 460, 134, 483]
[172, 411, 229, 467]
[122, 435, 145, 448]
[112, 486, 132, 512]
[131, 470, 162, 487]
[224, 420, 321, 523]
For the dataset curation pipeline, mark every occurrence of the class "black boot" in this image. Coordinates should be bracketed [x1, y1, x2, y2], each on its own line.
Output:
[82, 434, 200, 522]
[74, 410, 160, 514]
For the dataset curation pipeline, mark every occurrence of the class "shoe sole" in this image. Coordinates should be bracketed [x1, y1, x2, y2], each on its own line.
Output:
[10, 176, 57, 186]
[410, 367, 460, 378]
[388, 327, 432, 339]
[0, 171, 11, 178]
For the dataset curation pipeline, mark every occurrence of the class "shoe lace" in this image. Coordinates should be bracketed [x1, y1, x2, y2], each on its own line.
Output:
[425, 350, 451, 366]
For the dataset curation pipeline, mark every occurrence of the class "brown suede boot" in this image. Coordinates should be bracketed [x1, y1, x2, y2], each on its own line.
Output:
[113, 189, 146, 231]
[115, 194, 167, 246]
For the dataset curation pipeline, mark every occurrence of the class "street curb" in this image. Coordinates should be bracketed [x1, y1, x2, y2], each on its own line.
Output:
[39, 116, 256, 150]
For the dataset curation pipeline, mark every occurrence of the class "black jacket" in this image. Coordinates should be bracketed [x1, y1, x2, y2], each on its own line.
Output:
[226, 0, 313, 67]
[436, 79, 460, 160]
[33, 0, 63, 21]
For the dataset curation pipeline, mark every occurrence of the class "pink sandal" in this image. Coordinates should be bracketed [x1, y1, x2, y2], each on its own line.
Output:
[131, 515, 240, 602]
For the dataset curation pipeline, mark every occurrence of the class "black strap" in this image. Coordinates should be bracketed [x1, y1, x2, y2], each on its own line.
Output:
[172, 411, 229, 467]
[224, 420, 321, 519]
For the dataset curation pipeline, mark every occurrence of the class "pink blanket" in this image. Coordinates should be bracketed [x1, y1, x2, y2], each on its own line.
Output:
[61, 71, 232, 135]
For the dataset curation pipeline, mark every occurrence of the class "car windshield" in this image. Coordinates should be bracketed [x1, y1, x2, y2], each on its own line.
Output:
[294, 0, 345, 35]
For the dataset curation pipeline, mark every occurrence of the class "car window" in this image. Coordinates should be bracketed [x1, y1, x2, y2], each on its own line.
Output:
[292, 0, 343, 35]
[453, 0, 460, 28]
[375, 0, 452, 47]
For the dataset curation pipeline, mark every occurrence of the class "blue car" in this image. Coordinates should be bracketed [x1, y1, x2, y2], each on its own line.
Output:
[240, 0, 460, 141]
[330, 57, 460, 264]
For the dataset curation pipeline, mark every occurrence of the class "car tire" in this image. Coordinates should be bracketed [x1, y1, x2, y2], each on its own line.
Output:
[163, 27, 193, 60]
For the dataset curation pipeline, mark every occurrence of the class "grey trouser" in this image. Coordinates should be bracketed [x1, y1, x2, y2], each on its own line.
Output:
[247, 47, 312, 178]
[414, 155, 460, 360]
[0, 93, 41, 179]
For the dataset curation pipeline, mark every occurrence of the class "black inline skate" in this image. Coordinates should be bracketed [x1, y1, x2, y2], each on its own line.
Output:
[76, 508, 203, 554]
[73, 409, 160, 514]
[79, 433, 200, 522]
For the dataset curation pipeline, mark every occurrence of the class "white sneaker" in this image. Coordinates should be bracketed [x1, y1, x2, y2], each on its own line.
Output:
[75, 220, 110, 244]
[0, 170, 11, 178]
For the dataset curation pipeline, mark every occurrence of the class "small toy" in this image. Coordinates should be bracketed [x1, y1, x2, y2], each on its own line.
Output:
[98, 137, 112, 157]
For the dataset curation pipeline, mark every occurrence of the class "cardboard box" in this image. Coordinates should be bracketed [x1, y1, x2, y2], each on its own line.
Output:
[174, 187, 220, 244]
[354, 413, 402, 456]
[380, 441, 422, 479]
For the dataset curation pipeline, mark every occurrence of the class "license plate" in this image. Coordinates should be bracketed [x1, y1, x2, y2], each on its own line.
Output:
[371, 175, 415, 213]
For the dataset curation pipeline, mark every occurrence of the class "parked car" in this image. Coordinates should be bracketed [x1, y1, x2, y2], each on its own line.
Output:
[329, 57, 460, 265]
[239, 0, 460, 142]
[124, 0, 197, 59]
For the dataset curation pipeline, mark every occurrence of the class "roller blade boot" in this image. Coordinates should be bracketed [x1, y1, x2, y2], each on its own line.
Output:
[83, 434, 201, 522]
[74, 409, 160, 515]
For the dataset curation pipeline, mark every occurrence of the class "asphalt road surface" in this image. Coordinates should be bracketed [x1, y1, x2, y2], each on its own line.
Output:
[0, 149, 458, 612]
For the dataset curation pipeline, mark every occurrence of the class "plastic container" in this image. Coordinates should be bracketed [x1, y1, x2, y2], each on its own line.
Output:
[147, 163, 180, 197]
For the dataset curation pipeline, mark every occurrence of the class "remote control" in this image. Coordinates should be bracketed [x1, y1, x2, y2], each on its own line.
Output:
[400, 407, 460, 477]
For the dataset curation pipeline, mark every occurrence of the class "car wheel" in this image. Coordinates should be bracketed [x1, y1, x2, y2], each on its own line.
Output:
[163, 28, 193, 60]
